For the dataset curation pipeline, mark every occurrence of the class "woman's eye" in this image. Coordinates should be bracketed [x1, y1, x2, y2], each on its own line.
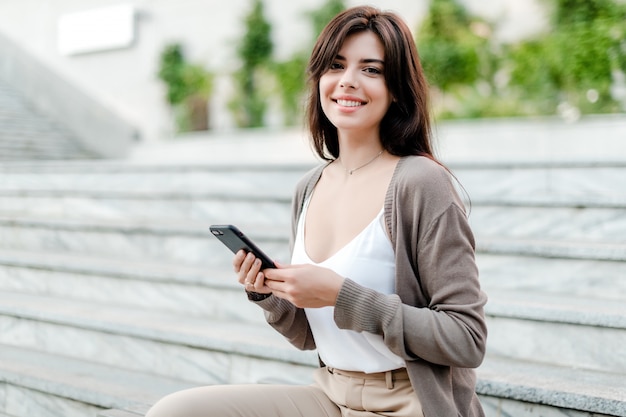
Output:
[329, 62, 343, 70]
[364, 67, 382, 75]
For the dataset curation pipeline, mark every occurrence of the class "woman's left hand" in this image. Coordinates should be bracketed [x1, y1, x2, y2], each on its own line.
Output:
[263, 262, 344, 308]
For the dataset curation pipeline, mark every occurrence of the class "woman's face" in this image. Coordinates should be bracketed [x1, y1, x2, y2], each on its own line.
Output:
[319, 31, 392, 137]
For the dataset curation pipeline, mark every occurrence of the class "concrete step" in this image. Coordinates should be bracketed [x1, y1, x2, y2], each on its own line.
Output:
[0, 160, 624, 203]
[477, 253, 626, 301]
[454, 162, 626, 203]
[98, 407, 150, 417]
[470, 205, 626, 245]
[0, 293, 626, 417]
[0, 162, 308, 198]
[0, 190, 291, 225]
[0, 291, 318, 386]
[0, 215, 291, 267]
[3, 213, 625, 268]
[478, 237, 626, 262]
[0, 344, 194, 417]
[1, 287, 624, 379]
[485, 289, 626, 374]
[1, 247, 624, 374]
[0, 248, 265, 324]
[1, 163, 625, 261]
[43, 356, 626, 417]
[1, 248, 624, 324]
[0, 163, 299, 225]
[477, 355, 626, 417]
[1, 189, 625, 240]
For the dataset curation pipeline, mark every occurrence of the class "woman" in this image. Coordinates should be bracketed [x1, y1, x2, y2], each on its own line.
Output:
[146, 5, 487, 417]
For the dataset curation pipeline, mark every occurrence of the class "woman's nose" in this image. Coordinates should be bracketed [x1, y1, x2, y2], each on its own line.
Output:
[339, 71, 357, 89]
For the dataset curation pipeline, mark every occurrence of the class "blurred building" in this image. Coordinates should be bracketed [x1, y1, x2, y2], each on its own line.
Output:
[0, 0, 546, 152]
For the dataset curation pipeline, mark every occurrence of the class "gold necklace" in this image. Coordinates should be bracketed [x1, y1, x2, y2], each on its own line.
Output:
[339, 150, 384, 175]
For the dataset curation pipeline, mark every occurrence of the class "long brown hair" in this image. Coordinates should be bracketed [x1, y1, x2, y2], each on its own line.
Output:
[306, 6, 433, 161]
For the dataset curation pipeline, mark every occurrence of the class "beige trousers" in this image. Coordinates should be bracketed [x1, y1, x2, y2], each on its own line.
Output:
[145, 367, 423, 417]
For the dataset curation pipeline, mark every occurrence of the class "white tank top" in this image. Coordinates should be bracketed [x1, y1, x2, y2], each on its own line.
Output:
[291, 196, 405, 373]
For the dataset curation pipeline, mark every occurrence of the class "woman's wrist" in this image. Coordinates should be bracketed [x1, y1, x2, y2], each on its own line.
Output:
[246, 290, 272, 301]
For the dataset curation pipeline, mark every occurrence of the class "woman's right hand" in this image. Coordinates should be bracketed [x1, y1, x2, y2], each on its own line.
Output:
[233, 250, 272, 294]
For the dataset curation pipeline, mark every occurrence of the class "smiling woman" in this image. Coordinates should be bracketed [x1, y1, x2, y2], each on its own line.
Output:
[145, 6, 487, 417]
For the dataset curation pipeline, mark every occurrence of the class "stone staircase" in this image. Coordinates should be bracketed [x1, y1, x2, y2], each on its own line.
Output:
[0, 78, 96, 161]
[0, 152, 625, 416]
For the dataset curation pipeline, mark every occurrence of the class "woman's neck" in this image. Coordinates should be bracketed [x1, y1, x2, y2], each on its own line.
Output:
[337, 130, 383, 165]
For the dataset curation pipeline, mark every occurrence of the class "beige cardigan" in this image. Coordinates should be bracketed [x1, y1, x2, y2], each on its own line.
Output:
[257, 155, 488, 417]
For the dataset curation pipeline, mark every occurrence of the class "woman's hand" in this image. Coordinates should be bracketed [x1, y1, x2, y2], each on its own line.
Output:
[233, 250, 272, 294]
[263, 263, 345, 308]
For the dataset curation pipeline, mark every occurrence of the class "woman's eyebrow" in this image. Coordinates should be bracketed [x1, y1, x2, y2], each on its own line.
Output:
[362, 58, 384, 65]
[335, 54, 384, 65]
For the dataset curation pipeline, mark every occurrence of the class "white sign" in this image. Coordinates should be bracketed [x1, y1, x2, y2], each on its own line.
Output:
[58, 4, 135, 56]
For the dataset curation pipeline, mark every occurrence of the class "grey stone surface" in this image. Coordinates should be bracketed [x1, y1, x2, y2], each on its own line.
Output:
[97, 404, 151, 417]
[485, 315, 626, 374]
[0, 31, 138, 158]
[0, 78, 95, 161]
[479, 395, 617, 417]
[477, 254, 626, 301]
[97, 410, 144, 417]
[0, 117, 625, 416]
[0, 292, 318, 385]
[0, 248, 265, 324]
[0, 215, 291, 268]
[486, 289, 626, 328]
[478, 356, 626, 417]
[0, 345, 194, 417]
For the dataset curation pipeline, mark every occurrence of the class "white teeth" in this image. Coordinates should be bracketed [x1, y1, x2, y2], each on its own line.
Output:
[336, 99, 363, 107]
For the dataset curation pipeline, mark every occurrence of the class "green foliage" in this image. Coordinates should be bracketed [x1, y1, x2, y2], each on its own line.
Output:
[158, 44, 186, 105]
[552, 0, 622, 25]
[271, 53, 308, 125]
[230, 0, 274, 127]
[417, 0, 491, 90]
[506, 0, 626, 115]
[417, 0, 626, 119]
[157, 43, 213, 132]
[229, 67, 270, 128]
[158, 43, 212, 106]
[239, 0, 273, 70]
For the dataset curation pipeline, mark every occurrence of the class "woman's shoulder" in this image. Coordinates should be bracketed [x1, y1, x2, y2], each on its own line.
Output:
[393, 155, 454, 190]
[389, 155, 465, 214]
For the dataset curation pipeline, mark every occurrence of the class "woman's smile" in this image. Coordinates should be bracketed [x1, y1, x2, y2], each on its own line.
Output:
[335, 98, 364, 107]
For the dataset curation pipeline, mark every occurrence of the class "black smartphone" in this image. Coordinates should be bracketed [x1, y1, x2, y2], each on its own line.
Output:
[209, 224, 276, 269]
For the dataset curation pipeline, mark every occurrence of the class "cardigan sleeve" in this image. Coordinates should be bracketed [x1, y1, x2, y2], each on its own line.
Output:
[334, 157, 488, 368]
[255, 295, 316, 350]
